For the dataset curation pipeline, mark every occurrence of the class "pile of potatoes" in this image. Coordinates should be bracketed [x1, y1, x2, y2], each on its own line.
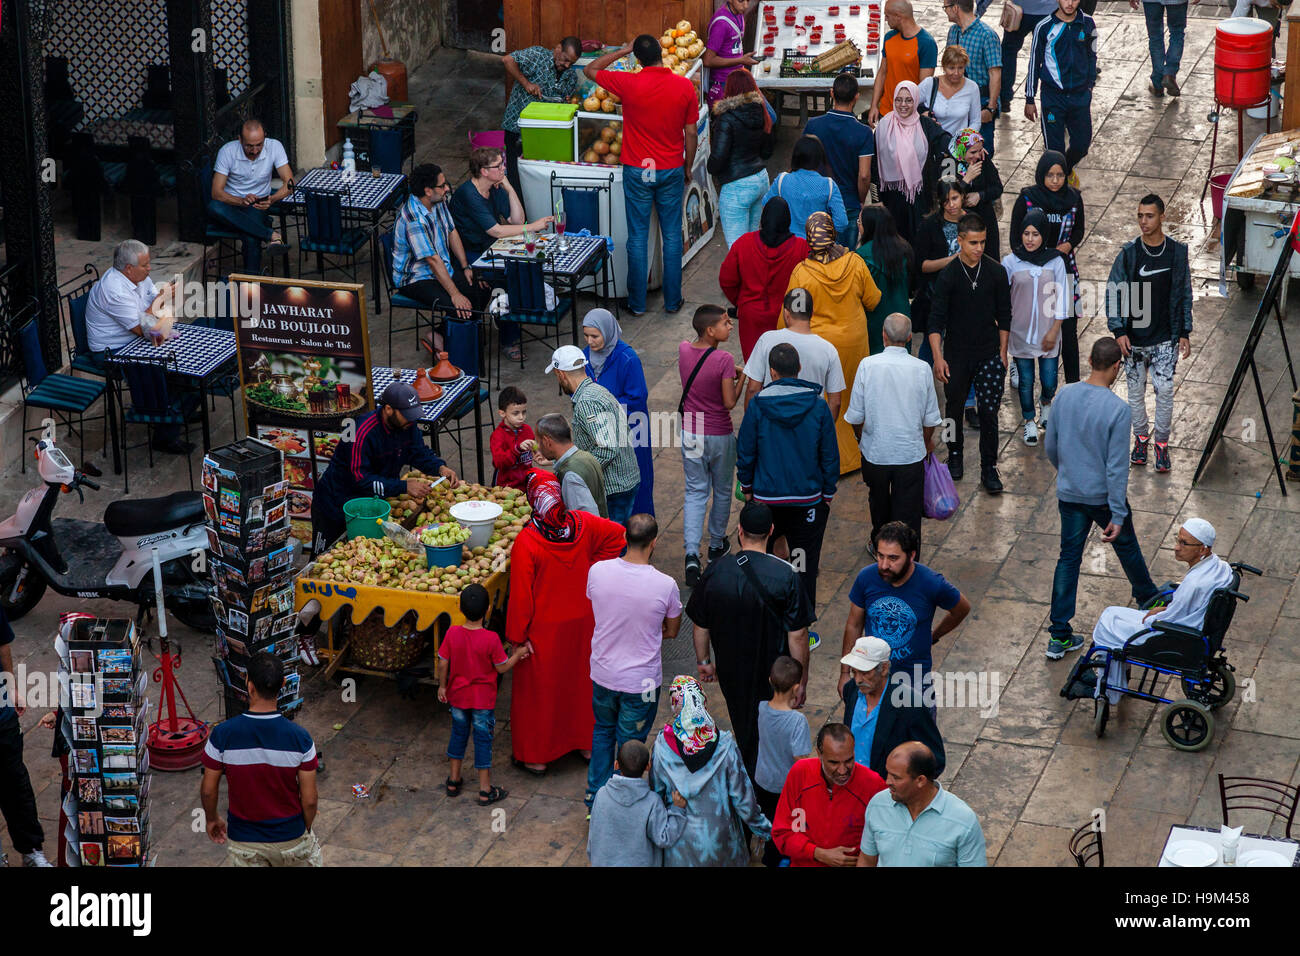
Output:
[661, 21, 704, 73]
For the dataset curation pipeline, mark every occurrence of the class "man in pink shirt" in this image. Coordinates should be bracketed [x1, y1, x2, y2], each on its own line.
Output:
[584, 514, 683, 810]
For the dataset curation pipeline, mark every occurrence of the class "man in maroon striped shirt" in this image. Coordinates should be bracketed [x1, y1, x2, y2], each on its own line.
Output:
[200, 653, 321, 866]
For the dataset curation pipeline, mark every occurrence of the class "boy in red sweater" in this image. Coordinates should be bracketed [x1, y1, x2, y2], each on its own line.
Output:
[489, 386, 541, 489]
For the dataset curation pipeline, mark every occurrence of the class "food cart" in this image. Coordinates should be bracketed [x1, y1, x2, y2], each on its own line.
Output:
[1223, 128, 1300, 298]
[751, 2, 884, 123]
[517, 44, 716, 297]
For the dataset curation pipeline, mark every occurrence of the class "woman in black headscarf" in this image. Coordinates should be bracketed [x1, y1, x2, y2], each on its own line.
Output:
[719, 197, 810, 360]
[1010, 151, 1085, 381]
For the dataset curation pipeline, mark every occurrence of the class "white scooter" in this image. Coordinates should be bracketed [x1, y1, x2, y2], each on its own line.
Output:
[0, 438, 213, 629]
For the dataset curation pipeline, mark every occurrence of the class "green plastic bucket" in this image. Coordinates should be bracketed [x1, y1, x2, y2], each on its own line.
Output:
[343, 497, 390, 540]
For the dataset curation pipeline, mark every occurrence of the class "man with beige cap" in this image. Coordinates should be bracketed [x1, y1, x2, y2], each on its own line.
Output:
[840, 636, 945, 780]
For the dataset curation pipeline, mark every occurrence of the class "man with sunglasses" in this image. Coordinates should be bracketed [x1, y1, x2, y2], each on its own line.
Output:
[310, 381, 460, 554]
[392, 163, 480, 321]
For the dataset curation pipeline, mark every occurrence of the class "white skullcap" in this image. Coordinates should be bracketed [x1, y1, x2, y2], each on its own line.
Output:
[1181, 517, 1216, 548]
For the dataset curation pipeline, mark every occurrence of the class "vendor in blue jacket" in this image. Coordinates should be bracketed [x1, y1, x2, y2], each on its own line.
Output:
[737, 342, 839, 617]
[311, 381, 460, 552]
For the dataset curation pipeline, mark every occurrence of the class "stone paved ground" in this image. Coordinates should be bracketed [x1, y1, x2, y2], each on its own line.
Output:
[3, 7, 1298, 867]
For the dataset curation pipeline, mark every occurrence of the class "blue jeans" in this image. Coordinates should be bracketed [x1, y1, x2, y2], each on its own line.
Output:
[447, 707, 495, 770]
[1039, 88, 1093, 174]
[1049, 500, 1158, 641]
[1001, 11, 1050, 109]
[682, 432, 736, 554]
[622, 165, 685, 313]
[1144, 1, 1187, 86]
[606, 486, 638, 526]
[1014, 356, 1059, 420]
[838, 208, 860, 252]
[205, 198, 274, 272]
[718, 169, 769, 247]
[585, 682, 660, 807]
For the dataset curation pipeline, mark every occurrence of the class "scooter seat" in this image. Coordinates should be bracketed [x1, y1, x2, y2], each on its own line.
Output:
[104, 492, 205, 537]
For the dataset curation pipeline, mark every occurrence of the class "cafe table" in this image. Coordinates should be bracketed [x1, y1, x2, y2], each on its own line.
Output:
[370, 366, 485, 484]
[1159, 824, 1300, 867]
[112, 323, 238, 460]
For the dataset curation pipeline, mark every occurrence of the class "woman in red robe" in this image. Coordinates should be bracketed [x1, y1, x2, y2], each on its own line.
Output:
[506, 470, 626, 772]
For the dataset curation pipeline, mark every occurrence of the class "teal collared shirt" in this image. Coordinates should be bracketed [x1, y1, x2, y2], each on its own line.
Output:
[861, 783, 987, 866]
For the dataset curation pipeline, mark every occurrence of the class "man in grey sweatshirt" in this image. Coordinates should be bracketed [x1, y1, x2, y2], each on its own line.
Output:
[587, 741, 688, 867]
[1043, 337, 1159, 660]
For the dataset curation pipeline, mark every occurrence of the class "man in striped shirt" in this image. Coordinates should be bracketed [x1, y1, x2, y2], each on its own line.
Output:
[546, 345, 640, 525]
[200, 653, 321, 866]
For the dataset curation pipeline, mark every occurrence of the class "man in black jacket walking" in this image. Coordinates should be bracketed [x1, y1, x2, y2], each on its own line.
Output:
[840, 636, 945, 781]
[1106, 193, 1192, 475]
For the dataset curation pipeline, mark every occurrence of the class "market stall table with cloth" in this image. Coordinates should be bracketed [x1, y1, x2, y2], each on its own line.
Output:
[275, 168, 407, 311]
[1158, 824, 1299, 867]
[370, 366, 486, 484]
[113, 323, 238, 460]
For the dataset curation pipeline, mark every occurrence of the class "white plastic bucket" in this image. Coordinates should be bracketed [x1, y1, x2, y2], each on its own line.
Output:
[450, 500, 503, 549]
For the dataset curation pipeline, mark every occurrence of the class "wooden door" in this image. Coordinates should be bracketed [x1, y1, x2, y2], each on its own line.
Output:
[318, 0, 363, 150]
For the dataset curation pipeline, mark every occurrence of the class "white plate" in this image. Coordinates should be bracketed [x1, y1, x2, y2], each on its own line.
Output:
[1237, 848, 1291, 867]
[1163, 840, 1218, 867]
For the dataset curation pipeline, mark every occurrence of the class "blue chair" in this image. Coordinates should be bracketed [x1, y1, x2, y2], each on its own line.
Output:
[17, 317, 109, 474]
[500, 256, 572, 375]
[193, 306, 242, 438]
[366, 127, 405, 175]
[298, 183, 368, 281]
[197, 158, 244, 283]
[57, 264, 102, 377]
[378, 229, 436, 365]
[109, 355, 193, 494]
[433, 316, 492, 478]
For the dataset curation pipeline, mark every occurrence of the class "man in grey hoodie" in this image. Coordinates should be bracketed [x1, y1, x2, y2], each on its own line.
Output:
[1043, 337, 1159, 660]
[587, 740, 687, 867]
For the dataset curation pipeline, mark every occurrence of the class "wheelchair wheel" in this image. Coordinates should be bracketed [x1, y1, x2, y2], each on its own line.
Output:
[1093, 696, 1109, 738]
[1161, 699, 1215, 752]
[1181, 665, 1235, 711]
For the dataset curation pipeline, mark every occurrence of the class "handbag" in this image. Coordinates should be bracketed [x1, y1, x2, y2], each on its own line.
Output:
[1000, 0, 1023, 31]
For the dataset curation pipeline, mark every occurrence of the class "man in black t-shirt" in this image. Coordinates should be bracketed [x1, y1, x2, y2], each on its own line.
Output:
[1105, 193, 1193, 474]
[928, 213, 1012, 493]
[686, 502, 814, 779]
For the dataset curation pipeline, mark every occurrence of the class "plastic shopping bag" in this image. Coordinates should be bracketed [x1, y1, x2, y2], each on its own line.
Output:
[922, 453, 959, 520]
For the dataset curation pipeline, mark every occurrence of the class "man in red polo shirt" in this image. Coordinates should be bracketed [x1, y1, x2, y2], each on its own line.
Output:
[584, 36, 699, 317]
[771, 722, 885, 867]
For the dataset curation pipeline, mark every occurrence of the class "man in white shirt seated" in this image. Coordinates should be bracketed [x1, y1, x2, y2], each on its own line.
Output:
[85, 239, 195, 456]
[843, 313, 942, 549]
[208, 118, 294, 272]
[1087, 517, 1234, 704]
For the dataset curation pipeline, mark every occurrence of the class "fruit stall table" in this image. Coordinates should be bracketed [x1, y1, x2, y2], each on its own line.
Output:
[751, 2, 884, 124]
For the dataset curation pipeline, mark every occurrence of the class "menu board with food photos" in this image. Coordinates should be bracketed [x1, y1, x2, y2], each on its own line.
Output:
[201, 438, 302, 718]
[231, 275, 373, 544]
[58, 615, 153, 867]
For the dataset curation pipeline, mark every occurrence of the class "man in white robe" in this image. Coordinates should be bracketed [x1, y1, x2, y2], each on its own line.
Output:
[1089, 518, 1234, 704]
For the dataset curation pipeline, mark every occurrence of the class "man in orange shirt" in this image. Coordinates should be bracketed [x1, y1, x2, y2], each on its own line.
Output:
[868, 0, 938, 125]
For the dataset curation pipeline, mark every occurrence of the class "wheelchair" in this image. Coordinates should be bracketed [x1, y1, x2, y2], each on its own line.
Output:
[1060, 562, 1263, 752]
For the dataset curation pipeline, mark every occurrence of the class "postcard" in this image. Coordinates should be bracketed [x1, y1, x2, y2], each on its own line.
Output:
[97, 649, 133, 675]
[219, 511, 241, 537]
[107, 834, 141, 860]
[264, 480, 288, 502]
[219, 487, 240, 514]
[266, 501, 286, 527]
[70, 680, 97, 710]
[247, 496, 264, 524]
[77, 777, 102, 803]
[103, 793, 137, 812]
[253, 615, 272, 644]
[79, 811, 105, 835]
[101, 772, 137, 792]
[100, 725, 136, 744]
[203, 493, 218, 525]
[69, 649, 94, 673]
[80, 843, 105, 867]
[224, 634, 248, 658]
[104, 816, 140, 834]
[72, 717, 98, 741]
[227, 608, 249, 636]
[272, 612, 295, 637]
[102, 744, 138, 770]
[73, 749, 100, 774]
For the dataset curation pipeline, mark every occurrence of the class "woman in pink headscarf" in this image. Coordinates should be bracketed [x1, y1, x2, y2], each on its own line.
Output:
[872, 80, 952, 246]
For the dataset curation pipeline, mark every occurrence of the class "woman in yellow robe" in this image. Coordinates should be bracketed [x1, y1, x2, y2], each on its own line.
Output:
[785, 211, 881, 473]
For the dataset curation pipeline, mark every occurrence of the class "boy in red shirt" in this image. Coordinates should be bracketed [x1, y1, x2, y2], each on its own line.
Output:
[436, 584, 529, 805]
[489, 386, 541, 489]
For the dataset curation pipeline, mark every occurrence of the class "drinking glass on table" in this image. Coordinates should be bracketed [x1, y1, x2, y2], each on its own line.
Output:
[523, 227, 536, 257]
[555, 208, 569, 254]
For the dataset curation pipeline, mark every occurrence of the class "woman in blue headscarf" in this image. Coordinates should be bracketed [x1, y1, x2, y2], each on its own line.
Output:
[582, 307, 654, 516]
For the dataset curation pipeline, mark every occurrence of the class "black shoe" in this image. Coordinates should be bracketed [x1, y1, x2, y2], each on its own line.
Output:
[947, 452, 964, 481]
[981, 466, 1004, 494]
[685, 554, 701, 587]
[151, 437, 194, 455]
[665, 301, 684, 314]
[620, 299, 646, 317]
[264, 240, 289, 256]
[964, 406, 979, 429]
[707, 541, 730, 562]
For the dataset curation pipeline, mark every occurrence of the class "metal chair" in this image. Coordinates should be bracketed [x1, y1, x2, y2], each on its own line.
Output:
[297, 183, 368, 281]
[377, 229, 436, 365]
[57, 264, 102, 377]
[365, 126, 405, 176]
[108, 354, 193, 495]
[17, 315, 109, 473]
[499, 256, 572, 377]
[549, 170, 618, 313]
[1218, 773, 1299, 839]
[197, 157, 244, 283]
[1068, 819, 1105, 867]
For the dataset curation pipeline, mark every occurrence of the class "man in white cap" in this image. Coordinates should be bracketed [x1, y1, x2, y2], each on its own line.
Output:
[840, 636, 945, 780]
[547, 345, 640, 525]
[1085, 517, 1234, 705]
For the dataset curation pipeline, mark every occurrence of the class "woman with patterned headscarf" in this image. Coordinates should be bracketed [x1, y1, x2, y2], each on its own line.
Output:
[505, 470, 626, 773]
[649, 676, 770, 867]
[949, 128, 1003, 259]
[785, 211, 882, 473]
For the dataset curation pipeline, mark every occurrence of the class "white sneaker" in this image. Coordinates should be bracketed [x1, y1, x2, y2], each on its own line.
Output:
[1023, 421, 1040, 446]
[1040, 400, 1051, 426]
[22, 850, 53, 867]
[1009, 362, 1019, 388]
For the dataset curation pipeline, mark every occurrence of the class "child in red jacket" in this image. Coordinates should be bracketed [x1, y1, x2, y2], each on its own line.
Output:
[490, 386, 540, 489]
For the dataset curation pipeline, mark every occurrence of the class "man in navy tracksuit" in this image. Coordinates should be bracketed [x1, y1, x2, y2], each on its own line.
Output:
[1025, 0, 1098, 178]
[311, 381, 459, 552]
[737, 342, 839, 617]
